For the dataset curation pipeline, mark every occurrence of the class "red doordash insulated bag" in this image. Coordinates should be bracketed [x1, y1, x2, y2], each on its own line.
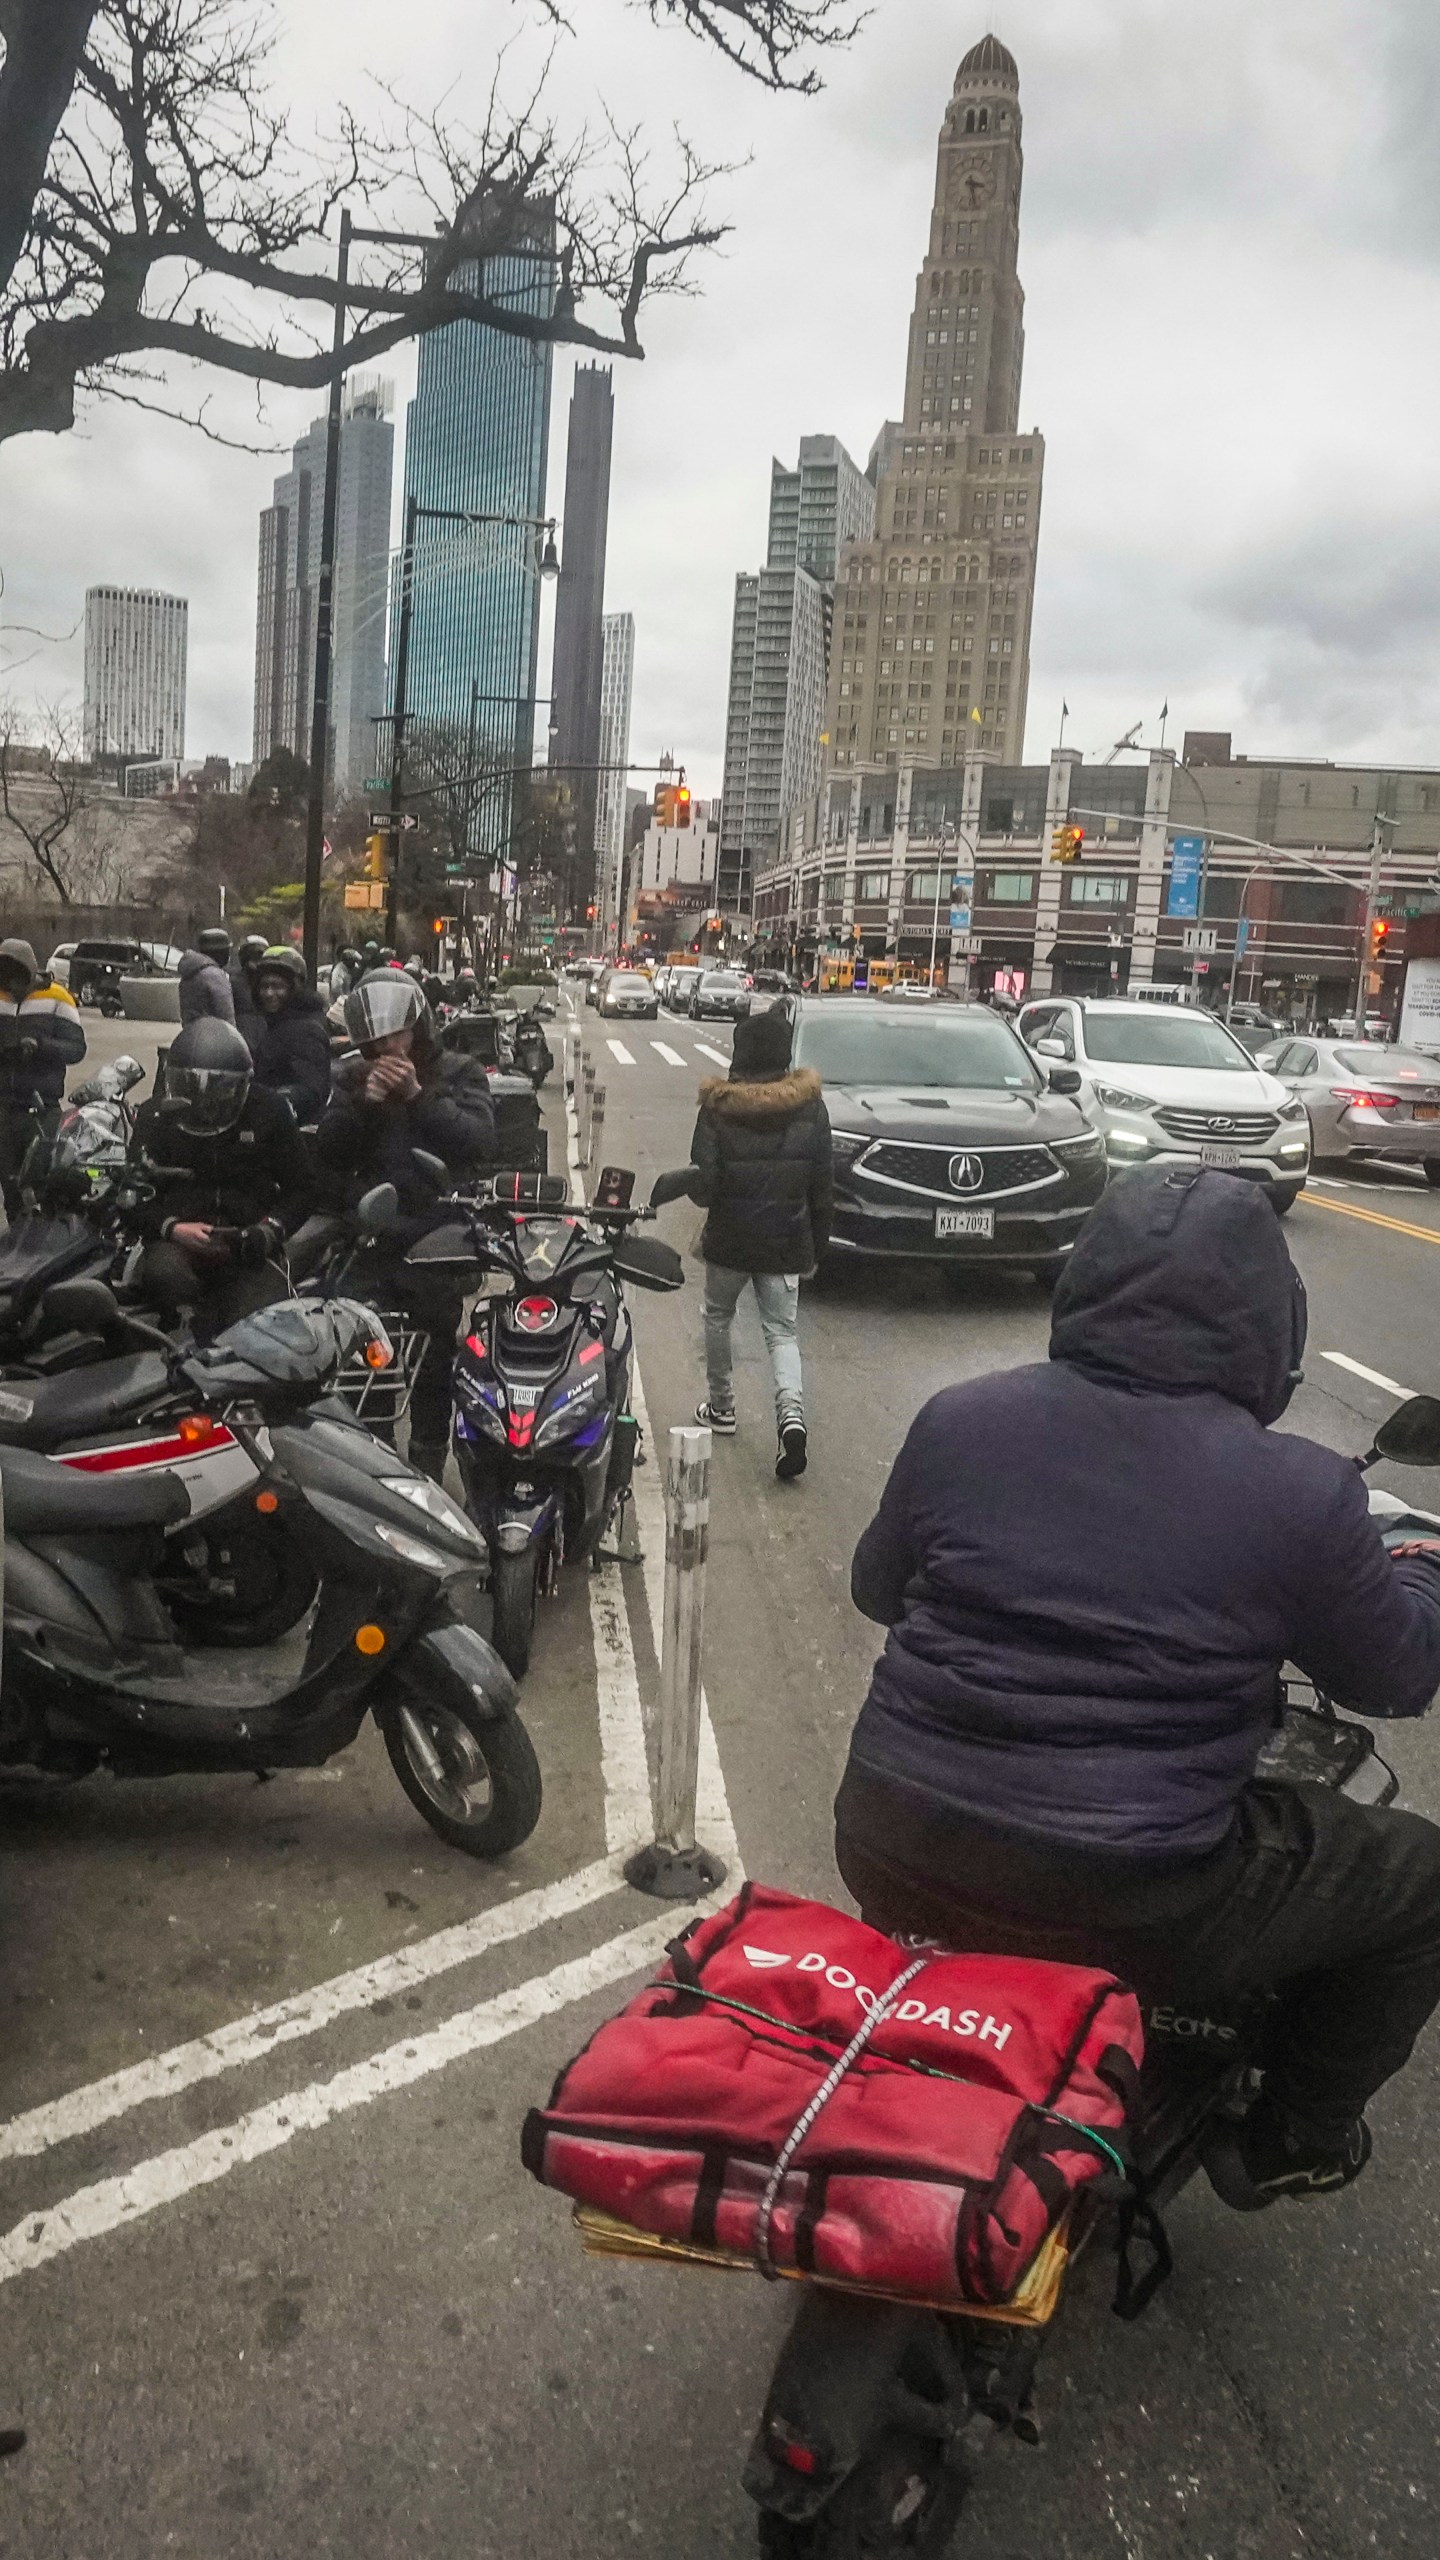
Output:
[523, 1884, 1144, 2308]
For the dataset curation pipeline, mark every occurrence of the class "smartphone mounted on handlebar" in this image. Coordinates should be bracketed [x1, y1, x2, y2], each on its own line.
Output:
[593, 1165, 635, 1211]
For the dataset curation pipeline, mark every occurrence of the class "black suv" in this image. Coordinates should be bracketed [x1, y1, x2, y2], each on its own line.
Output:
[791, 995, 1107, 1277]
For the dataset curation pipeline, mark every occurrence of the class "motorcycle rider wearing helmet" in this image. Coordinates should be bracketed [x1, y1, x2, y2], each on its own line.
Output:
[835, 1169, 1440, 2213]
[0, 937, 86, 1215]
[132, 1017, 314, 1329]
[243, 946, 332, 1126]
[327, 945, 364, 1005]
[229, 932, 270, 1038]
[178, 927, 236, 1028]
[316, 970, 496, 1478]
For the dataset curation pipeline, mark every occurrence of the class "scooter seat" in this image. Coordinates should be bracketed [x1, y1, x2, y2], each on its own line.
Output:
[0, 1445, 190, 1536]
[0, 1352, 171, 1451]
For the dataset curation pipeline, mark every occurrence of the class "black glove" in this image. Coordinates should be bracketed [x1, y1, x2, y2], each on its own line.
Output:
[16, 1038, 37, 1062]
[238, 1219, 280, 1269]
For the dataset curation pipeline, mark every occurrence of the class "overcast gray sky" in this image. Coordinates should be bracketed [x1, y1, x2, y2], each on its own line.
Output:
[3, 0, 1439, 795]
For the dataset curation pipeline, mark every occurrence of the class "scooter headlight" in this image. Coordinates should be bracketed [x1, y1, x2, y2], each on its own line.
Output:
[370, 1519, 455, 1573]
[381, 1475, 484, 1550]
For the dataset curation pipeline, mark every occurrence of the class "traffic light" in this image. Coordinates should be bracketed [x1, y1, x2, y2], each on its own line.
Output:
[654, 785, 676, 827]
[1050, 824, 1084, 864]
[364, 833, 387, 879]
[586, 904, 597, 921]
[674, 785, 692, 829]
[1370, 916, 1391, 958]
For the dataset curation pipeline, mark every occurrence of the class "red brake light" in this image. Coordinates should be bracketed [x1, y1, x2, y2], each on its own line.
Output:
[1331, 1087, 1400, 1109]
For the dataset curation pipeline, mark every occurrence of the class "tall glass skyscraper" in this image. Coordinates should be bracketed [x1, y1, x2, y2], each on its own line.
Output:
[397, 215, 557, 859]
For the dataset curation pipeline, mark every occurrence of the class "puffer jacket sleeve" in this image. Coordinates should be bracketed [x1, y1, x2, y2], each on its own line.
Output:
[689, 1101, 721, 1207]
[410, 1059, 496, 1173]
[851, 1400, 932, 1626]
[23, 984, 86, 1091]
[277, 1009, 334, 1125]
[1287, 1456, 1440, 1718]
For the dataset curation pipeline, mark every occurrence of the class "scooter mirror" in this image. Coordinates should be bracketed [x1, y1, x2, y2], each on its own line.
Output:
[1370, 1395, 1440, 1469]
[112, 1055, 146, 1091]
[357, 1182, 400, 1235]
[410, 1149, 448, 1190]
[649, 1166, 697, 1210]
[45, 1275, 123, 1329]
[612, 1233, 686, 1293]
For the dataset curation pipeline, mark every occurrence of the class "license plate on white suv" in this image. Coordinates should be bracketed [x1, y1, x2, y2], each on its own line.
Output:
[1198, 1145, 1241, 1169]
[935, 1208, 994, 1239]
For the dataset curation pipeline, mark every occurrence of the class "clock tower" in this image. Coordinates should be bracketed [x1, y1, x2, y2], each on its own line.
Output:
[826, 35, 1045, 768]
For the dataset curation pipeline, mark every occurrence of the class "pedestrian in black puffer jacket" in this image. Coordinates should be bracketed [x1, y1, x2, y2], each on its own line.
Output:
[243, 947, 333, 1125]
[688, 1003, 831, 1480]
[315, 970, 497, 1478]
[836, 1165, 1440, 2212]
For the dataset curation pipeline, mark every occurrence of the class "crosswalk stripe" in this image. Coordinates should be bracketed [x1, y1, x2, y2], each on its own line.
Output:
[650, 1041, 686, 1067]
[694, 1042, 730, 1066]
[605, 1038, 636, 1065]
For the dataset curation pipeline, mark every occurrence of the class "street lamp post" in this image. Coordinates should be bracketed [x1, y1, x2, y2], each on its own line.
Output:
[385, 500, 559, 945]
[927, 820, 977, 986]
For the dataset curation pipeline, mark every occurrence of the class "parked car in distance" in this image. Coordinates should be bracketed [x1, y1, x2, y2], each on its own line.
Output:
[664, 966, 701, 1013]
[49, 939, 185, 1003]
[1016, 995, 1310, 1211]
[1255, 1035, 1440, 1183]
[652, 965, 674, 1005]
[599, 970, 659, 1022]
[790, 994, 1106, 1279]
[1221, 1002, 1289, 1057]
[689, 968, 750, 1022]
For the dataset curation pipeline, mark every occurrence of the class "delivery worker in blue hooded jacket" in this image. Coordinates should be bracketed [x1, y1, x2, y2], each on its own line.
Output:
[836, 1165, 1440, 2213]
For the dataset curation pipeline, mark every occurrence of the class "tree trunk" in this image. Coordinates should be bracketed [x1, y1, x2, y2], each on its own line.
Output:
[0, 0, 101, 300]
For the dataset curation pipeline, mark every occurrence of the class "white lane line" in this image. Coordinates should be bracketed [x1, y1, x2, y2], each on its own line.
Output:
[0, 1913, 703, 2289]
[589, 1566, 654, 1856]
[650, 1041, 687, 1068]
[605, 1038, 636, 1065]
[0, 1860, 620, 2167]
[694, 1042, 730, 1067]
[1321, 1350, 1413, 1398]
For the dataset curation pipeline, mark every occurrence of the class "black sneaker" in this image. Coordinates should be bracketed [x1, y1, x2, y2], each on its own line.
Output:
[1204, 2095, 1372, 2213]
[695, 1401, 736, 1435]
[776, 1422, 808, 1480]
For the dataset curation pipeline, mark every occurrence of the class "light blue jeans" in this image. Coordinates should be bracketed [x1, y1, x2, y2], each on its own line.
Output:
[703, 1264, 804, 1427]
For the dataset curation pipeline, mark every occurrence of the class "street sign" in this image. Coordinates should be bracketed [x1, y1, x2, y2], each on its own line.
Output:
[1167, 834, 1206, 919]
[948, 905, 972, 933]
[953, 934, 982, 956]
[1235, 917, 1250, 956]
[364, 777, 387, 790]
[367, 811, 419, 831]
[1181, 924, 1217, 954]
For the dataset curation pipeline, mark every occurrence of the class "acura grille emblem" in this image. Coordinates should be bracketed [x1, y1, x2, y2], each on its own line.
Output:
[948, 1153, 985, 1193]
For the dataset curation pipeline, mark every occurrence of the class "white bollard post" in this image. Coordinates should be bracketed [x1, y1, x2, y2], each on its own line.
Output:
[588, 1082, 606, 1171]
[625, 1426, 727, 1899]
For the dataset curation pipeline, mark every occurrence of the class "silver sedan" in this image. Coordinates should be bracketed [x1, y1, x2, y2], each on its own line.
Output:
[1256, 1035, 1440, 1182]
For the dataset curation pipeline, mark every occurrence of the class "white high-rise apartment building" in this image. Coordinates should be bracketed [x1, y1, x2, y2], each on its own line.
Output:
[718, 436, 875, 918]
[594, 610, 635, 938]
[83, 587, 188, 765]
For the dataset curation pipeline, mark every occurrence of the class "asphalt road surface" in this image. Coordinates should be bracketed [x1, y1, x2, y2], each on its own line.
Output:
[2, 991, 1440, 2555]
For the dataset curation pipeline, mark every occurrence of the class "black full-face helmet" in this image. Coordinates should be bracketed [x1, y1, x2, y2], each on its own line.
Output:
[237, 933, 269, 971]
[165, 1016, 254, 1134]
[342, 969, 430, 1050]
[196, 927, 232, 964]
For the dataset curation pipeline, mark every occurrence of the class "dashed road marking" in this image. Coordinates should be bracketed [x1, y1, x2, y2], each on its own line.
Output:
[1321, 1350, 1413, 1398]
[605, 1038, 636, 1065]
[694, 1042, 730, 1067]
[650, 1041, 687, 1068]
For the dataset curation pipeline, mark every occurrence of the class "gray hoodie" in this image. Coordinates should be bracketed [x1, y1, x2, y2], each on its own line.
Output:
[178, 947, 236, 1027]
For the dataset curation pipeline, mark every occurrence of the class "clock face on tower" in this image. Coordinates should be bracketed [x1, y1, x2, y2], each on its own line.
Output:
[961, 169, 994, 208]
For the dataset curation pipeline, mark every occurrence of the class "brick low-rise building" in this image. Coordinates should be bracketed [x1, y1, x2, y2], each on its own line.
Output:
[751, 731, 1440, 1028]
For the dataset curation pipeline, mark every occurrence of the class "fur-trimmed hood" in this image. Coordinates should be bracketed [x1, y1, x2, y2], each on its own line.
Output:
[697, 1066, 823, 1122]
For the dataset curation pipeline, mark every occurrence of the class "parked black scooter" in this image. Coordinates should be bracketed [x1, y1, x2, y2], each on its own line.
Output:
[0, 1290, 541, 1857]
[740, 1401, 1440, 2557]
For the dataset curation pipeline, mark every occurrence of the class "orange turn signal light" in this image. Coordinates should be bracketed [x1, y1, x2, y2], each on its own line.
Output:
[178, 1415, 211, 1447]
[354, 1623, 387, 1655]
[364, 1339, 393, 1371]
[255, 1490, 279, 1515]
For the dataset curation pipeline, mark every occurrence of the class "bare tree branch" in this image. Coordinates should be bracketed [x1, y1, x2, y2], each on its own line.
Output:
[0, 698, 98, 904]
[0, 0, 825, 449]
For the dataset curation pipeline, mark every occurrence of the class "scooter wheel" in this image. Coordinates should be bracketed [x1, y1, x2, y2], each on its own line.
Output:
[756, 2430, 969, 2556]
[380, 1694, 542, 1857]
[489, 1546, 539, 1678]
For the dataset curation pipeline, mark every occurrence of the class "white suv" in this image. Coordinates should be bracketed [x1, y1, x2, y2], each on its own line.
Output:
[1016, 998, 1311, 1211]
